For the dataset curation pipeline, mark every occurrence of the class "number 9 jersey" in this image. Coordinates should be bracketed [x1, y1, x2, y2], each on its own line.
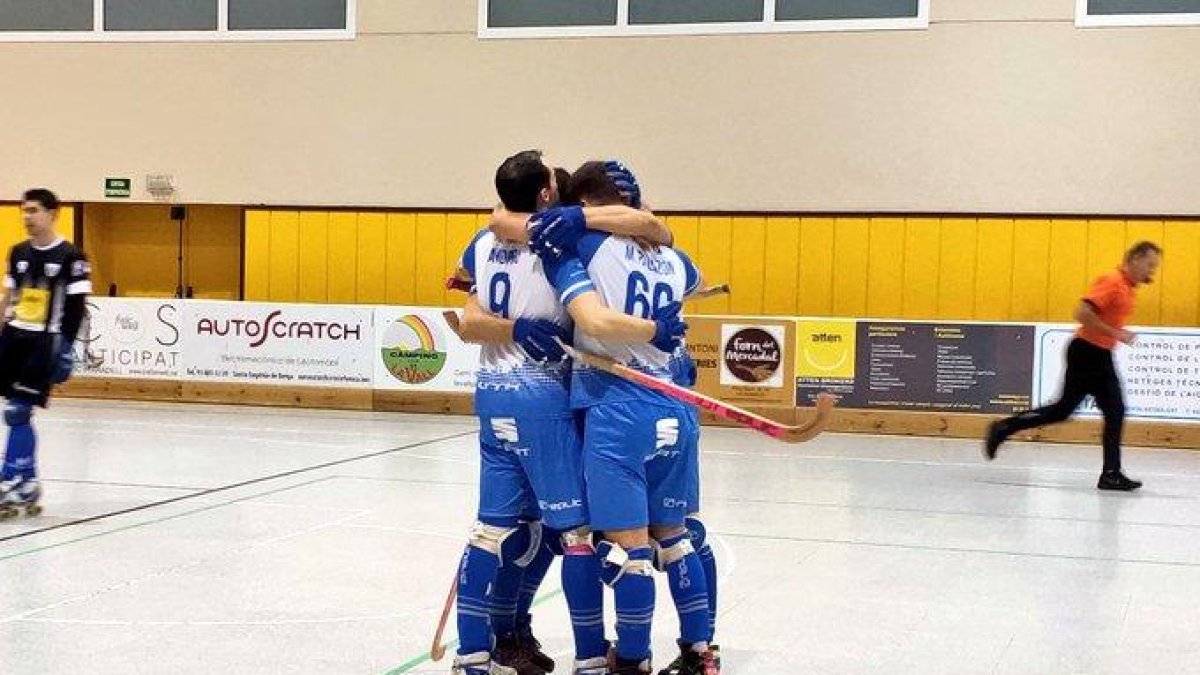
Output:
[459, 229, 574, 419]
[550, 231, 701, 409]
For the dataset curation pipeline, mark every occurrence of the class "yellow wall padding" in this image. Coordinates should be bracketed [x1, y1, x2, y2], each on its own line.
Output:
[246, 209, 484, 306]
[244, 209, 1195, 327]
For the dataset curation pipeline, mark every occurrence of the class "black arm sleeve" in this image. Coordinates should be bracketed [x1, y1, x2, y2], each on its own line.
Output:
[61, 294, 86, 344]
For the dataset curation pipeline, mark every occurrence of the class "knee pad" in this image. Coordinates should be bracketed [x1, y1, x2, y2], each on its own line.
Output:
[652, 532, 696, 571]
[684, 516, 707, 549]
[513, 520, 544, 567]
[4, 400, 32, 427]
[596, 540, 655, 587]
[559, 526, 595, 555]
[467, 521, 521, 562]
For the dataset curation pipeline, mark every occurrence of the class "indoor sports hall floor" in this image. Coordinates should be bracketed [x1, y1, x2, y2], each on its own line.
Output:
[1, 399, 1198, 674]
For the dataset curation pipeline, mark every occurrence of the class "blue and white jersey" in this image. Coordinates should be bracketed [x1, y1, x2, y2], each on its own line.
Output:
[549, 231, 701, 409]
[460, 229, 573, 419]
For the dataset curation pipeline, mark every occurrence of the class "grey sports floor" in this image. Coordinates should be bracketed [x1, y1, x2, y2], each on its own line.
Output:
[1, 399, 1197, 674]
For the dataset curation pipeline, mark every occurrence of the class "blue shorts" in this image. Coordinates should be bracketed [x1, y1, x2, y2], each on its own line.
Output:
[582, 400, 698, 532]
[680, 406, 701, 514]
[477, 415, 588, 531]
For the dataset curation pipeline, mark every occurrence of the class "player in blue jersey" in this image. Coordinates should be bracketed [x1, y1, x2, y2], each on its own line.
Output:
[660, 346, 720, 675]
[449, 150, 678, 675]
[530, 162, 715, 675]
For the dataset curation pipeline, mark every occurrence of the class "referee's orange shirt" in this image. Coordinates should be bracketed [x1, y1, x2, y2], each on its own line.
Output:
[1077, 268, 1136, 350]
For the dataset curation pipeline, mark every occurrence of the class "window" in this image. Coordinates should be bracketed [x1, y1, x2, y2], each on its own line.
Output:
[775, 0, 919, 21]
[106, 0, 218, 32]
[0, 0, 355, 41]
[629, 0, 764, 25]
[1077, 0, 1200, 26]
[0, 1, 93, 31]
[488, 0, 618, 28]
[229, 0, 348, 31]
[480, 0, 928, 37]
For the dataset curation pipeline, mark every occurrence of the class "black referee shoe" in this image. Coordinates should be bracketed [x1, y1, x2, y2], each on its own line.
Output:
[983, 420, 1008, 461]
[1097, 471, 1142, 492]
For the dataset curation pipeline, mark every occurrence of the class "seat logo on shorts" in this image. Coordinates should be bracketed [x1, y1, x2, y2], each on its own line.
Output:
[491, 418, 519, 444]
[655, 418, 680, 449]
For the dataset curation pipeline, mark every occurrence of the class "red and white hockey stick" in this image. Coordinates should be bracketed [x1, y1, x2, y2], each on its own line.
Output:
[563, 343, 834, 443]
[428, 571, 458, 661]
[441, 310, 834, 443]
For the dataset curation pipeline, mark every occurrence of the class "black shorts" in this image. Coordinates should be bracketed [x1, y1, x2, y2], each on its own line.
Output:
[0, 327, 56, 407]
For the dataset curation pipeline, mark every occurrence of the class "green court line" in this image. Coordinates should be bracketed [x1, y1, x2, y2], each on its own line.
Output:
[383, 588, 565, 675]
[0, 476, 334, 563]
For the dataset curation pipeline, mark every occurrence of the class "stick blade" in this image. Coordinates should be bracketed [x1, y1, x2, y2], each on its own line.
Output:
[427, 573, 458, 662]
[780, 393, 837, 443]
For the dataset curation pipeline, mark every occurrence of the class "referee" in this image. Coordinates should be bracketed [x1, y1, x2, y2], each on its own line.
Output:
[984, 241, 1163, 491]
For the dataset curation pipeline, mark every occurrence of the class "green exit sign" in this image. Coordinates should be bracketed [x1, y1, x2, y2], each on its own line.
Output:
[105, 177, 131, 198]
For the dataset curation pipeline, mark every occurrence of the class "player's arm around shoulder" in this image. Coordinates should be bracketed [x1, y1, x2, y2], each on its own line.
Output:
[580, 205, 672, 246]
[488, 204, 530, 243]
[458, 293, 516, 345]
[564, 290, 656, 344]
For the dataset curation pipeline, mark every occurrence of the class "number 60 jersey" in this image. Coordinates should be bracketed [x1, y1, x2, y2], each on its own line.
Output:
[550, 231, 701, 409]
[459, 229, 574, 419]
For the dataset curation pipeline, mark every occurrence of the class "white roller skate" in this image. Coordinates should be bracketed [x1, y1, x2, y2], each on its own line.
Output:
[0, 477, 42, 520]
[452, 651, 518, 675]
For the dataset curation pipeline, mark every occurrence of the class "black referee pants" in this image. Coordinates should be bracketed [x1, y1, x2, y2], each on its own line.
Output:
[1001, 337, 1125, 472]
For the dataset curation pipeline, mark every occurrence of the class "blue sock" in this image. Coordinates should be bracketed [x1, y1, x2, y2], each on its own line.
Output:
[489, 558, 523, 639]
[613, 546, 655, 662]
[456, 544, 501, 656]
[515, 538, 555, 636]
[2, 417, 36, 482]
[659, 533, 711, 647]
[697, 541, 718, 641]
[561, 535, 606, 659]
[488, 524, 532, 640]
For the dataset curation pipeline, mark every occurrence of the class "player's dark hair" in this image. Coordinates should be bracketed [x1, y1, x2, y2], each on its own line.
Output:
[568, 161, 623, 207]
[495, 150, 551, 213]
[23, 188, 59, 212]
[553, 167, 573, 205]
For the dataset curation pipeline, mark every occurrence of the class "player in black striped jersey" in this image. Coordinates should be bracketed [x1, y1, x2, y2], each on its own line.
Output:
[0, 189, 92, 518]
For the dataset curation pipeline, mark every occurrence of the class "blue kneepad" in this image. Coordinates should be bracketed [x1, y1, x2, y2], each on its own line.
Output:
[5, 400, 32, 427]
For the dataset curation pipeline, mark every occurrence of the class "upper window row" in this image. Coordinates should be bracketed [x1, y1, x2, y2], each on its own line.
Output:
[0, 0, 353, 41]
[482, 1, 929, 37]
[480, 0, 1200, 37]
[1, 0, 1195, 41]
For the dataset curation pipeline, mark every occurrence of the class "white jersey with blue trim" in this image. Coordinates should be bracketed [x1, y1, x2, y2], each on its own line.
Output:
[460, 229, 573, 419]
[550, 231, 701, 409]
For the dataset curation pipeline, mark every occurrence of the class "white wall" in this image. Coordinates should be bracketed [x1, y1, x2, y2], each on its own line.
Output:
[1, 0, 1198, 214]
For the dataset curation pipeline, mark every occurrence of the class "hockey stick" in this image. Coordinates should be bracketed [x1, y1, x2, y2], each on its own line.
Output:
[445, 274, 473, 293]
[441, 310, 834, 443]
[564, 343, 834, 443]
[429, 570, 458, 661]
[687, 283, 730, 301]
